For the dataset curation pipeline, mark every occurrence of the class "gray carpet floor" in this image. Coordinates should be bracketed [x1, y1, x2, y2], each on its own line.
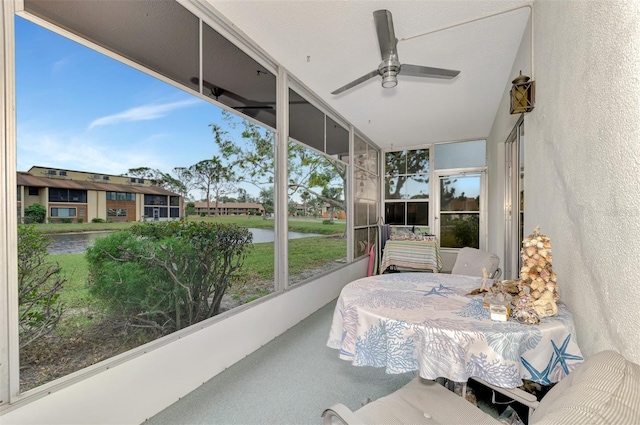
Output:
[144, 300, 415, 425]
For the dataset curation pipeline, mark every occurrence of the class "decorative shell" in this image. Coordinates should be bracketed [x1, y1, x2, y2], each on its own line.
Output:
[517, 226, 560, 308]
[512, 292, 540, 325]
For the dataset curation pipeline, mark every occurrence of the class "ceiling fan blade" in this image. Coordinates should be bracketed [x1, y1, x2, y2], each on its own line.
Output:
[331, 70, 379, 95]
[233, 106, 274, 110]
[373, 9, 398, 61]
[400, 64, 460, 79]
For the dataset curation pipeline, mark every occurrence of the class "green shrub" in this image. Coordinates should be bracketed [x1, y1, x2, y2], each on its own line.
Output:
[24, 204, 46, 224]
[322, 219, 335, 225]
[87, 221, 252, 334]
[77, 218, 83, 224]
[60, 218, 73, 224]
[91, 218, 105, 223]
[17, 225, 66, 348]
[185, 202, 196, 216]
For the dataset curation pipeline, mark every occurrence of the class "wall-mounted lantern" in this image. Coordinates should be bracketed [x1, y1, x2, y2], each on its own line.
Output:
[510, 71, 535, 114]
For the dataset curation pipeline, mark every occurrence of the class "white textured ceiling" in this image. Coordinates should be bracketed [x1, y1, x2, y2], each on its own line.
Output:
[206, 1, 531, 150]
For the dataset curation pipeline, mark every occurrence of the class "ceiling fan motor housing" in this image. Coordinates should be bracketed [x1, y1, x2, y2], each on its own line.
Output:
[331, 10, 460, 95]
[379, 56, 401, 88]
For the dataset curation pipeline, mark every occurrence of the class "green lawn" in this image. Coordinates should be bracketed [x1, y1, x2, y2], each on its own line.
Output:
[52, 253, 108, 336]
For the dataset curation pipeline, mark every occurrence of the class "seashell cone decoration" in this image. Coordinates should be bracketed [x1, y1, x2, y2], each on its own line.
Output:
[518, 226, 559, 316]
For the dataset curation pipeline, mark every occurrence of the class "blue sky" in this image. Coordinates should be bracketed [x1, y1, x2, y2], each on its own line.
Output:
[14, 16, 478, 202]
[15, 16, 232, 178]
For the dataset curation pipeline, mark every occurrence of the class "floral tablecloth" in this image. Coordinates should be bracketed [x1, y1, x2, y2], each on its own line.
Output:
[327, 273, 583, 388]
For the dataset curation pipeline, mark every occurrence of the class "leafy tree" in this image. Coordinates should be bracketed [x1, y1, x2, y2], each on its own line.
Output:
[236, 188, 249, 203]
[219, 195, 237, 203]
[161, 166, 196, 202]
[385, 149, 430, 199]
[185, 202, 196, 216]
[321, 187, 343, 221]
[300, 191, 311, 217]
[124, 167, 166, 186]
[288, 202, 298, 216]
[24, 203, 46, 224]
[453, 215, 480, 248]
[192, 157, 236, 215]
[17, 225, 66, 348]
[212, 116, 275, 189]
[211, 112, 346, 219]
[259, 186, 275, 216]
[87, 221, 252, 333]
[308, 197, 323, 218]
[440, 177, 458, 209]
[295, 145, 346, 215]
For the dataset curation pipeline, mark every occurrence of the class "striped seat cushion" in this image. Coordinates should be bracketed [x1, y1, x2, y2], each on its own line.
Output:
[531, 350, 640, 424]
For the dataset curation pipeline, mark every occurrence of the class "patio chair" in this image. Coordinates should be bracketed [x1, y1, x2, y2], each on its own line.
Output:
[321, 377, 497, 425]
[451, 247, 501, 280]
[321, 351, 640, 425]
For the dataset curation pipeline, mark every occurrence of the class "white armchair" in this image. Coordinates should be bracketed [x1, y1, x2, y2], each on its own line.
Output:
[451, 247, 501, 280]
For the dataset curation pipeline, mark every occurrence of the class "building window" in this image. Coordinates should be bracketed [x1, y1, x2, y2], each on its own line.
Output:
[138, 178, 144, 184]
[144, 195, 167, 206]
[108, 208, 127, 217]
[50, 207, 76, 217]
[170, 196, 180, 206]
[384, 149, 430, 228]
[170, 207, 180, 218]
[49, 188, 87, 203]
[59, 171, 67, 176]
[106, 191, 135, 201]
[28, 187, 39, 196]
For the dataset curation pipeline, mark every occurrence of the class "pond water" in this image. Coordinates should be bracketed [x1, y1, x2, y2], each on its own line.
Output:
[46, 228, 320, 255]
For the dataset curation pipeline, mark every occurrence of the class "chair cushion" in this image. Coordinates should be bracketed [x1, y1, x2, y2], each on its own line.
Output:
[451, 247, 500, 278]
[531, 350, 640, 424]
[355, 378, 498, 424]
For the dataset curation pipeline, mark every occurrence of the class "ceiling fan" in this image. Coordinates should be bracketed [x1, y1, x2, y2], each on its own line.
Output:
[331, 10, 460, 95]
[190, 77, 274, 111]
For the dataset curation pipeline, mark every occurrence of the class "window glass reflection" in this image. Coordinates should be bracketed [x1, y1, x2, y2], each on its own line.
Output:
[202, 23, 276, 129]
[407, 202, 428, 225]
[385, 151, 406, 176]
[289, 89, 324, 151]
[405, 176, 429, 199]
[288, 142, 347, 285]
[439, 214, 480, 248]
[326, 116, 349, 159]
[385, 203, 405, 225]
[440, 175, 480, 211]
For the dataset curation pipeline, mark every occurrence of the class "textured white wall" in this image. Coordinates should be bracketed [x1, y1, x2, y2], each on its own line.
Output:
[526, 0, 640, 362]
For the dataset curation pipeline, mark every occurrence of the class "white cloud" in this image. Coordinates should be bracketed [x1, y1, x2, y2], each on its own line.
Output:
[88, 99, 200, 129]
[17, 129, 171, 175]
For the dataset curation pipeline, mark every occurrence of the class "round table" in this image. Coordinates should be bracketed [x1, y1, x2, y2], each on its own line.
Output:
[327, 273, 583, 388]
